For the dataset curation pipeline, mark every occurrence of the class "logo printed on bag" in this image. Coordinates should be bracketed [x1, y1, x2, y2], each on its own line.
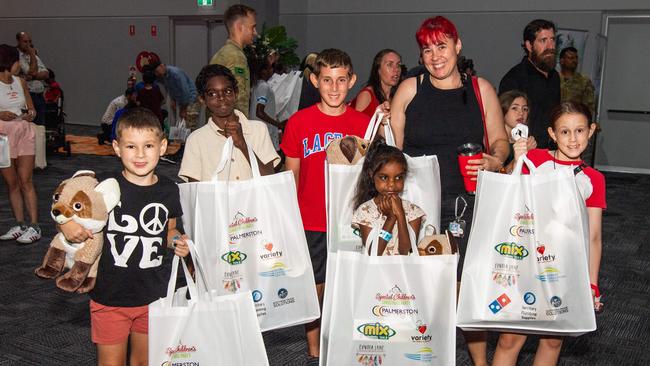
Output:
[272, 288, 295, 308]
[252, 290, 263, 302]
[489, 293, 512, 314]
[371, 305, 419, 317]
[492, 263, 519, 287]
[278, 288, 288, 299]
[524, 292, 536, 305]
[258, 240, 283, 260]
[514, 211, 534, 225]
[164, 342, 198, 362]
[221, 250, 247, 265]
[258, 261, 289, 277]
[404, 347, 434, 362]
[357, 322, 397, 340]
[509, 225, 535, 237]
[546, 295, 569, 315]
[356, 344, 385, 363]
[375, 285, 417, 304]
[535, 267, 565, 282]
[494, 242, 529, 260]
[410, 321, 432, 342]
[536, 243, 556, 263]
[229, 212, 262, 241]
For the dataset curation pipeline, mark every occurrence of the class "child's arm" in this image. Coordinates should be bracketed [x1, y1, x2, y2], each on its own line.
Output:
[587, 207, 603, 308]
[167, 218, 189, 258]
[255, 103, 282, 129]
[358, 220, 394, 256]
[390, 195, 415, 255]
[58, 220, 94, 242]
[285, 157, 300, 189]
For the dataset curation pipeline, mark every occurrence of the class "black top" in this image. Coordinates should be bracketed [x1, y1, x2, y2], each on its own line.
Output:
[499, 57, 560, 149]
[298, 76, 321, 111]
[404, 73, 485, 196]
[90, 174, 183, 307]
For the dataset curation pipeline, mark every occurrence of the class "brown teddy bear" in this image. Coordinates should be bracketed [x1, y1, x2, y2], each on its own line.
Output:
[326, 135, 370, 165]
[34, 170, 120, 293]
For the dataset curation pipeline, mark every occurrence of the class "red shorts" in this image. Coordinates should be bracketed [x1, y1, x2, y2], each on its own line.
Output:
[90, 300, 149, 345]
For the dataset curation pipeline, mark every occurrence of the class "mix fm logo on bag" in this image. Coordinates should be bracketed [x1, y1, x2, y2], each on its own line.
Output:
[404, 347, 435, 362]
[221, 250, 247, 265]
[488, 293, 512, 314]
[356, 322, 397, 340]
[494, 242, 529, 260]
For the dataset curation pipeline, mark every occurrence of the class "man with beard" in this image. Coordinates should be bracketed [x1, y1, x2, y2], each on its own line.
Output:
[499, 19, 560, 148]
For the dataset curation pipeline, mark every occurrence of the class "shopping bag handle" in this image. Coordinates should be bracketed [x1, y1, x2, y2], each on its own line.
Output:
[211, 136, 262, 181]
[367, 223, 418, 256]
[363, 107, 395, 146]
[165, 249, 199, 305]
[512, 154, 537, 176]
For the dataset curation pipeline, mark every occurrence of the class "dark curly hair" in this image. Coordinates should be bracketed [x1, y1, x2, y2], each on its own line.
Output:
[353, 137, 408, 210]
[195, 64, 238, 96]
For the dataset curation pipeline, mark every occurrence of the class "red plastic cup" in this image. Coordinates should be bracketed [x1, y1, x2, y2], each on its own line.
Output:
[457, 143, 483, 194]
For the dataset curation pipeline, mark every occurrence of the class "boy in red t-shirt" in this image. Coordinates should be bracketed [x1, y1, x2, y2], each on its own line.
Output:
[280, 48, 369, 363]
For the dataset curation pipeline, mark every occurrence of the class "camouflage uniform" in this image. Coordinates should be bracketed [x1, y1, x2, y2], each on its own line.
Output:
[210, 39, 250, 117]
[560, 73, 595, 116]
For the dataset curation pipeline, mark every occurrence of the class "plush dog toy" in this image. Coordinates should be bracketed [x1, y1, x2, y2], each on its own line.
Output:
[34, 170, 120, 293]
[417, 225, 458, 256]
[326, 135, 369, 165]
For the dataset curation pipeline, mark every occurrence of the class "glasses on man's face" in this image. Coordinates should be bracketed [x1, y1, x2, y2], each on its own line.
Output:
[205, 88, 235, 99]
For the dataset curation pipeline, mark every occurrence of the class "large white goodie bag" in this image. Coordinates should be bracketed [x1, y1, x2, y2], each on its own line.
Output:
[149, 241, 269, 365]
[179, 138, 320, 331]
[457, 156, 596, 336]
[323, 228, 457, 365]
[325, 110, 441, 253]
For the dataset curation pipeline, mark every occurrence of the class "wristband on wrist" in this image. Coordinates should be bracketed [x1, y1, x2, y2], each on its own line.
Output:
[378, 229, 393, 242]
[590, 283, 601, 298]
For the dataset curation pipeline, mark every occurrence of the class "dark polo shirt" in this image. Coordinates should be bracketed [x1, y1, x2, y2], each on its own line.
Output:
[499, 57, 560, 148]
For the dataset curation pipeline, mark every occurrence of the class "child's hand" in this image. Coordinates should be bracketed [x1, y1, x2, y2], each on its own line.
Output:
[173, 235, 191, 257]
[389, 195, 405, 219]
[377, 195, 395, 219]
[224, 118, 247, 150]
[59, 220, 93, 242]
[513, 138, 529, 163]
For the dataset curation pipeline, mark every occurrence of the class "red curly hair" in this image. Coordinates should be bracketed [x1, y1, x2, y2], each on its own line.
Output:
[415, 16, 459, 49]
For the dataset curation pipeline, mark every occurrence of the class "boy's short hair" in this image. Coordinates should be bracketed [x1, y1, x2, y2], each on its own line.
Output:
[115, 107, 164, 140]
[195, 64, 238, 96]
[224, 4, 256, 32]
[313, 48, 354, 77]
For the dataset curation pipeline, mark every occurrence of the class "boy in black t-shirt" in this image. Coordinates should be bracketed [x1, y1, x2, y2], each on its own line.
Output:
[59, 107, 190, 365]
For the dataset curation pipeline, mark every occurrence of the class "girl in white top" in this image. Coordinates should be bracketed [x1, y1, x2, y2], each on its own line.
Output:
[0, 44, 40, 244]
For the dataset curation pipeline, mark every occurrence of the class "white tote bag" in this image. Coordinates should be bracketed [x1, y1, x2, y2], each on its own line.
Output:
[323, 228, 457, 366]
[149, 242, 269, 366]
[179, 137, 320, 331]
[326, 110, 441, 253]
[0, 134, 9, 168]
[457, 157, 596, 336]
[268, 71, 302, 121]
[169, 118, 190, 141]
[33, 124, 47, 169]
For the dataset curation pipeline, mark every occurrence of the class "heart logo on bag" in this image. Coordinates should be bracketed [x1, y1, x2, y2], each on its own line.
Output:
[537, 245, 545, 255]
[264, 242, 273, 252]
[418, 325, 427, 334]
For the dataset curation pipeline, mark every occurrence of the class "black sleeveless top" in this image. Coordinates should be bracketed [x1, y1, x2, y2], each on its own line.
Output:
[404, 73, 485, 195]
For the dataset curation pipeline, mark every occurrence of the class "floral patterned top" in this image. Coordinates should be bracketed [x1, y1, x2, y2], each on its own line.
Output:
[352, 198, 426, 255]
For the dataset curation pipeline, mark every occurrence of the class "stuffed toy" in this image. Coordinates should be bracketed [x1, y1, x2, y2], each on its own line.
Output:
[326, 135, 369, 165]
[34, 170, 120, 293]
[417, 225, 458, 256]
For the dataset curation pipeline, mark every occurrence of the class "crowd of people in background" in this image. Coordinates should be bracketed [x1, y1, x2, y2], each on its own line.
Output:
[0, 4, 602, 365]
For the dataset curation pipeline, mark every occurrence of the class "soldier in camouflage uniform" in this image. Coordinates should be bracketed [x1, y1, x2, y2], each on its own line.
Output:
[210, 4, 257, 117]
[559, 47, 595, 116]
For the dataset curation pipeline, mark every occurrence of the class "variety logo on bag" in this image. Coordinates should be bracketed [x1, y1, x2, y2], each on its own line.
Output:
[258, 240, 283, 260]
[410, 321, 432, 343]
[488, 293, 512, 314]
[404, 347, 434, 362]
[494, 242, 529, 260]
[356, 322, 397, 340]
[536, 243, 556, 263]
[535, 267, 565, 282]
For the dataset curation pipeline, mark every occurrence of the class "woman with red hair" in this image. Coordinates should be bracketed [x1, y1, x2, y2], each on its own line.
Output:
[390, 16, 509, 366]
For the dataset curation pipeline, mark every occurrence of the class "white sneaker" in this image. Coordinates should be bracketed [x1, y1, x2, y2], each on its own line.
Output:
[0, 225, 25, 240]
[16, 226, 41, 244]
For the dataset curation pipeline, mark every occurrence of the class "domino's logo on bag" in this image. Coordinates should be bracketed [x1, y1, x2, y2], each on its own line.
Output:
[488, 293, 512, 314]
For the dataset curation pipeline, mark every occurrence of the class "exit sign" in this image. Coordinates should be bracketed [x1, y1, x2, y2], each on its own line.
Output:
[198, 0, 212, 6]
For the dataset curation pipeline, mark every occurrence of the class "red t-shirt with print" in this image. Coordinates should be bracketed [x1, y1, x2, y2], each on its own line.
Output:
[525, 148, 606, 209]
[281, 104, 370, 232]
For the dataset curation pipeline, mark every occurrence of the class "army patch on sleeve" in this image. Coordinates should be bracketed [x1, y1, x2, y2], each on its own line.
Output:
[234, 67, 245, 75]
